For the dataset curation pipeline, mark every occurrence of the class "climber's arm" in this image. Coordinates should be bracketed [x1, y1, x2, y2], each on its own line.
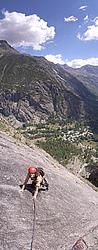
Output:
[21, 173, 30, 192]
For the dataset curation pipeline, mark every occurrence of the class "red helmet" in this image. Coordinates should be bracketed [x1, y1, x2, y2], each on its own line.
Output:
[28, 166, 37, 174]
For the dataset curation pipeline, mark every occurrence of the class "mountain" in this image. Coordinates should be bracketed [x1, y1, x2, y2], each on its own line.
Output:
[78, 65, 98, 76]
[74, 65, 98, 96]
[0, 40, 19, 55]
[0, 131, 98, 249]
[0, 41, 98, 131]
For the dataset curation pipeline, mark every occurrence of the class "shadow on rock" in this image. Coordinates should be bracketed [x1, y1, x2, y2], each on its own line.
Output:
[19, 184, 47, 196]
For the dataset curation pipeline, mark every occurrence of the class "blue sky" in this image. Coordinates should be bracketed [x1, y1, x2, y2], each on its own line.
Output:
[0, 0, 98, 67]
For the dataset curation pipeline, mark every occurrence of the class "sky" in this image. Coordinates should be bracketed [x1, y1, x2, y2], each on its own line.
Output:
[0, 0, 98, 68]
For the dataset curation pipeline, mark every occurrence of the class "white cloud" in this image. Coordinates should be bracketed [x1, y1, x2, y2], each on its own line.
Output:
[65, 58, 98, 68]
[0, 10, 55, 50]
[45, 54, 65, 64]
[78, 17, 98, 40]
[64, 16, 78, 22]
[77, 32, 81, 39]
[84, 15, 89, 22]
[79, 5, 87, 11]
[45, 55, 98, 68]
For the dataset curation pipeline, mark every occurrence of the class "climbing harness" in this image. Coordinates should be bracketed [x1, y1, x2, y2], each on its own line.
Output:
[30, 198, 36, 250]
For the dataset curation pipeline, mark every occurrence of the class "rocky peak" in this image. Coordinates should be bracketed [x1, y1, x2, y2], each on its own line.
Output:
[0, 40, 19, 55]
[77, 64, 98, 75]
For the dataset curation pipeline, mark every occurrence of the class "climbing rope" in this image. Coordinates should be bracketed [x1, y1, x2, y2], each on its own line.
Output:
[30, 198, 36, 250]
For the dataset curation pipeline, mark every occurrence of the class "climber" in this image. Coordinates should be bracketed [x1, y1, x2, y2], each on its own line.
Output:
[20, 166, 48, 199]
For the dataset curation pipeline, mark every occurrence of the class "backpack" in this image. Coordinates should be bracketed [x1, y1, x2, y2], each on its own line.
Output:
[37, 167, 45, 177]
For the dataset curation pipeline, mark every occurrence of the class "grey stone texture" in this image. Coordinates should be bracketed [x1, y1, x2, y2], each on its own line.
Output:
[0, 131, 98, 250]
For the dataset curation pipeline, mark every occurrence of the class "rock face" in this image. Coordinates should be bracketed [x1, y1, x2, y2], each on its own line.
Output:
[81, 163, 98, 188]
[0, 131, 98, 250]
[0, 41, 98, 129]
